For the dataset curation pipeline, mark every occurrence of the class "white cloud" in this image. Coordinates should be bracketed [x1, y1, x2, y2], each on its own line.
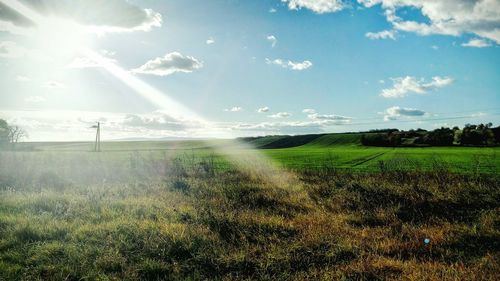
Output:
[16, 75, 30, 82]
[282, 0, 346, 14]
[232, 121, 324, 134]
[68, 53, 117, 68]
[380, 76, 453, 98]
[302, 108, 316, 114]
[42, 81, 65, 89]
[461, 38, 492, 48]
[384, 106, 426, 121]
[265, 58, 313, 70]
[269, 8, 277, 13]
[257, 107, 270, 113]
[269, 112, 291, 118]
[24, 96, 46, 103]
[288, 60, 313, 70]
[267, 35, 277, 47]
[225, 106, 243, 112]
[206, 37, 215, 45]
[0, 0, 162, 35]
[132, 52, 203, 76]
[123, 112, 185, 131]
[471, 112, 487, 118]
[307, 113, 351, 121]
[234, 114, 351, 134]
[365, 30, 396, 40]
[0, 41, 26, 58]
[358, 0, 500, 44]
[301, 110, 351, 125]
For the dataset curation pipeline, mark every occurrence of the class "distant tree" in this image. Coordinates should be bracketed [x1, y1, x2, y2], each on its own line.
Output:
[360, 123, 498, 147]
[361, 133, 390, 146]
[8, 125, 28, 144]
[453, 129, 462, 145]
[424, 127, 454, 146]
[460, 123, 494, 146]
[0, 119, 9, 147]
[387, 132, 402, 146]
[492, 126, 500, 144]
[0, 119, 28, 149]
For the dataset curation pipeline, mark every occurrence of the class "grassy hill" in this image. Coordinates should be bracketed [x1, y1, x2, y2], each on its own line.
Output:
[304, 133, 362, 147]
[244, 133, 362, 149]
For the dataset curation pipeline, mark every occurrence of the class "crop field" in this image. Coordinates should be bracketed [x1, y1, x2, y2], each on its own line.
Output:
[17, 134, 500, 175]
[0, 137, 499, 280]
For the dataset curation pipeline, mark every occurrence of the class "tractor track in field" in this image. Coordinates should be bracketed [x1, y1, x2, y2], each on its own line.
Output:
[350, 151, 388, 167]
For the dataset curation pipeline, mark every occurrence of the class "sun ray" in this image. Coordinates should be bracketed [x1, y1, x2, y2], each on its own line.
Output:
[0, 0, 300, 188]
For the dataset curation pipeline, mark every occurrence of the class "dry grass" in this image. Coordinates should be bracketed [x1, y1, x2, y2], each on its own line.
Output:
[0, 150, 498, 280]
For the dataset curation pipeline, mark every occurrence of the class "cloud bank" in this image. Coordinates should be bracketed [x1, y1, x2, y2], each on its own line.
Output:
[358, 0, 500, 44]
[0, 0, 162, 34]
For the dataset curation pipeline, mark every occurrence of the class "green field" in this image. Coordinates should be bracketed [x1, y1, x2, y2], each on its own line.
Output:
[1, 136, 499, 280]
[17, 133, 500, 174]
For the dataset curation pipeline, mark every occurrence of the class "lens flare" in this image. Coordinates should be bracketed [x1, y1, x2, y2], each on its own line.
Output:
[0, 0, 300, 188]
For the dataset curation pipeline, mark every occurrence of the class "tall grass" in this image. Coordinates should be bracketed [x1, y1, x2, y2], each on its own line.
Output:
[0, 150, 498, 280]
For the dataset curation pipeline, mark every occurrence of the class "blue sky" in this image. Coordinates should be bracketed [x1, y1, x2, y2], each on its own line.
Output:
[0, 0, 499, 141]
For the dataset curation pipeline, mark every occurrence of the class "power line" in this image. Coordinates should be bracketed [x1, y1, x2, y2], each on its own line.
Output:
[349, 107, 500, 122]
[344, 112, 500, 127]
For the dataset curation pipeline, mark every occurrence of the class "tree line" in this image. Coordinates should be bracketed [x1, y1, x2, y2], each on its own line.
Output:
[361, 123, 500, 147]
[0, 118, 27, 148]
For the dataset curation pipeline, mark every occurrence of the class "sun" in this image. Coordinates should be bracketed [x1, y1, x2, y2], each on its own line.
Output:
[30, 17, 91, 60]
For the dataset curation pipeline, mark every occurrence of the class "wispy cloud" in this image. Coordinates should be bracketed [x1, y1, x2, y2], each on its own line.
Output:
[206, 37, 215, 45]
[24, 96, 46, 103]
[282, 0, 346, 14]
[365, 30, 396, 40]
[42, 81, 65, 89]
[267, 35, 277, 48]
[0, 41, 26, 58]
[381, 76, 453, 98]
[68, 51, 117, 68]
[307, 113, 351, 121]
[269, 112, 291, 118]
[265, 58, 312, 70]
[224, 106, 243, 112]
[257, 106, 270, 113]
[16, 75, 30, 82]
[461, 38, 491, 48]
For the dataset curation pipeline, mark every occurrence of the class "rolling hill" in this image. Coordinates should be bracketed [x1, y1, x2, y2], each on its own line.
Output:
[242, 133, 362, 149]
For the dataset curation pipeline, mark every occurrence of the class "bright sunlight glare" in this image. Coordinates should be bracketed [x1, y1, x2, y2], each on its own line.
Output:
[0, 0, 299, 187]
[33, 18, 90, 58]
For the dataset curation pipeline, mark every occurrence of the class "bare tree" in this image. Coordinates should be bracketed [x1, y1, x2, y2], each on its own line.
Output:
[8, 125, 28, 143]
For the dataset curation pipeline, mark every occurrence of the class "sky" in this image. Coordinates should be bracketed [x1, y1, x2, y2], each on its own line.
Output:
[0, 0, 499, 141]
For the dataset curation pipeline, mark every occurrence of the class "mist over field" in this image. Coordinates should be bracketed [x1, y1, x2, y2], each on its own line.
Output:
[1, 0, 499, 280]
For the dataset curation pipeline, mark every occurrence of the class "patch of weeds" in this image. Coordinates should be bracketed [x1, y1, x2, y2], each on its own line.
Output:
[171, 179, 190, 194]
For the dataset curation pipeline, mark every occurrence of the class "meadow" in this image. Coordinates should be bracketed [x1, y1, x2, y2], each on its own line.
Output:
[0, 136, 499, 280]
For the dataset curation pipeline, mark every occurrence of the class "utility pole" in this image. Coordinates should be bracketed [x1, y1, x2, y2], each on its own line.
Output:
[93, 122, 101, 152]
